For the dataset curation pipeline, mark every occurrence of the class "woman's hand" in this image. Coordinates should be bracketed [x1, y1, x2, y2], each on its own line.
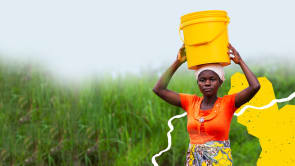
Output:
[228, 43, 242, 64]
[177, 44, 187, 64]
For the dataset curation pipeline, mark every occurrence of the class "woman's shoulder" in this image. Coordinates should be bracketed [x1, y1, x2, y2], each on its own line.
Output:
[179, 93, 201, 104]
[220, 93, 237, 106]
[220, 93, 239, 113]
[221, 93, 237, 99]
[179, 93, 201, 111]
[179, 93, 201, 99]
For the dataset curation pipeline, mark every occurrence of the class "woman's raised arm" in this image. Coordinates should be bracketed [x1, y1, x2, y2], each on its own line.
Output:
[228, 43, 261, 108]
[152, 44, 186, 107]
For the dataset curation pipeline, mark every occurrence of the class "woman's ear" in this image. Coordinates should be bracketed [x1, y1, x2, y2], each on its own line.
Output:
[219, 79, 223, 87]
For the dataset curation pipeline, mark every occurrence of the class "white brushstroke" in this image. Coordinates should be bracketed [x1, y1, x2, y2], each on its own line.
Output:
[151, 112, 187, 166]
[152, 92, 295, 165]
[234, 92, 295, 116]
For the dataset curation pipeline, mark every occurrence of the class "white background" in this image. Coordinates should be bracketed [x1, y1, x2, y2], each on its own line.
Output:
[0, 0, 294, 80]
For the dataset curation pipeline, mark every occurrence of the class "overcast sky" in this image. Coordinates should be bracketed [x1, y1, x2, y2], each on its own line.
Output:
[0, 0, 294, 80]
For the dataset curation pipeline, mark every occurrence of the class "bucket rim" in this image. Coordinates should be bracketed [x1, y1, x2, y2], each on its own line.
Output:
[181, 10, 228, 21]
[180, 17, 230, 30]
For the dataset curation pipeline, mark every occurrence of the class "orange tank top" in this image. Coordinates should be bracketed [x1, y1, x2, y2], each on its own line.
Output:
[179, 93, 238, 144]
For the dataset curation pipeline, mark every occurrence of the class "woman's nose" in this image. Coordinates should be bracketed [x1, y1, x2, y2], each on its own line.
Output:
[205, 80, 211, 85]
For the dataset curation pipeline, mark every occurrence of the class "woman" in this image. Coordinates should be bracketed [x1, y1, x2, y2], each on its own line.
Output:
[152, 43, 260, 165]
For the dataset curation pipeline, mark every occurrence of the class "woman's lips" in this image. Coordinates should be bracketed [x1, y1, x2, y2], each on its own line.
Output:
[204, 88, 212, 92]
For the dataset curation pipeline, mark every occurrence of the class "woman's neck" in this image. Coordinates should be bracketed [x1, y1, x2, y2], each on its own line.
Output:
[202, 95, 218, 105]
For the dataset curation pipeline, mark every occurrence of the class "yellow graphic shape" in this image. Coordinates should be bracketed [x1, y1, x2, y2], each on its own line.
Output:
[228, 72, 295, 165]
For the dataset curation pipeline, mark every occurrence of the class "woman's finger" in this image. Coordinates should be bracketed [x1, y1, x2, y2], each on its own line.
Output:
[231, 45, 237, 53]
[181, 44, 185, 48]
[228, 43, 233, 49]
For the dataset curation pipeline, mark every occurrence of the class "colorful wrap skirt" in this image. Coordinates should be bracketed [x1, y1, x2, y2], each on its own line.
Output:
[185, 140, 233, 166]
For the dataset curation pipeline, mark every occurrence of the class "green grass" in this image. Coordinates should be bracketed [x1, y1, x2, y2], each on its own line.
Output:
[0, 58, 294, 165]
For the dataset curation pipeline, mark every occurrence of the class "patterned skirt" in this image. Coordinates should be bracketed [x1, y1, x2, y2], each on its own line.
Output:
[185, 140, 233, 166]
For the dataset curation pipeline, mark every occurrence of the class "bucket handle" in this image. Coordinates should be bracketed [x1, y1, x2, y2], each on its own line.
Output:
[179, 21, 229, 46]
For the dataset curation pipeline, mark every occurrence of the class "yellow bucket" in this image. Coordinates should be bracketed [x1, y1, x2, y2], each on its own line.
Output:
[179, 10, 231, 70]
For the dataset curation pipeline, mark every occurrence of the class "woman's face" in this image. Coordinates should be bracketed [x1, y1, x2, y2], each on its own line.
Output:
[197, 70, 222, 97]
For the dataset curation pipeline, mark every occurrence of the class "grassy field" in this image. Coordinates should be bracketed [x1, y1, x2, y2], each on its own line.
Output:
[0, 57, 294, 165]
